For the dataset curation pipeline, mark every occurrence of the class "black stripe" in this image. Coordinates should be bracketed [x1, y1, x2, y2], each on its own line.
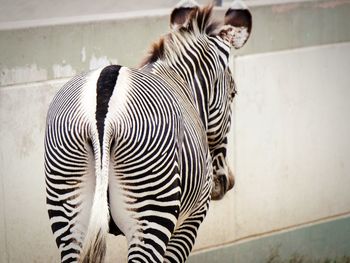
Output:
[96, 65, 121, 166]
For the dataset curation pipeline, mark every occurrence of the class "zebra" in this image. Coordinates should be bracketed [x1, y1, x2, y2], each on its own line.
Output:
[44, 1, 252, 262]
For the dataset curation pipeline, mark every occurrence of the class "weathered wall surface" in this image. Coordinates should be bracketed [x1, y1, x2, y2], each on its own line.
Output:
[233, 43, 350, 237]
[1, 0, 350, 262]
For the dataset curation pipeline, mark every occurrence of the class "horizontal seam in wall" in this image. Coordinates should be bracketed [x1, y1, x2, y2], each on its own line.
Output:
[0, 77, 71, 90]
[193, 210, 350, 254]
[234, 41, 350, 60]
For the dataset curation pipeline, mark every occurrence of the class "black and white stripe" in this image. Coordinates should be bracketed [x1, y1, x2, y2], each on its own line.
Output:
[45, 2, 251, 263]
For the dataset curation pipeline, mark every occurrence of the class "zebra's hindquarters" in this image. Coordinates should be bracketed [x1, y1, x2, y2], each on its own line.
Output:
[45, 65, 213, 263]
[45, 70, 110, 263]
[105, 68, 184, 262]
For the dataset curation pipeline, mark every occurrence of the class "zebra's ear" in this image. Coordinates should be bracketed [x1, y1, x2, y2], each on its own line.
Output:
[219, 0, 252, 49]
[170, 0, 199, 29]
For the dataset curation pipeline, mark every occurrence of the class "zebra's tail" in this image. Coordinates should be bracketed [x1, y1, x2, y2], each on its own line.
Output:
[79, 133, 110, 263]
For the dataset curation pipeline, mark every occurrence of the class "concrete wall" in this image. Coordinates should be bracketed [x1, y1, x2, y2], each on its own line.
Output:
[231, 41, 350, 240]
[1, 0, 350, 262]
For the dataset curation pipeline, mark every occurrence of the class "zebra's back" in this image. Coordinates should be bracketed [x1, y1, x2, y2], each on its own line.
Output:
[45, 65, 211, 263]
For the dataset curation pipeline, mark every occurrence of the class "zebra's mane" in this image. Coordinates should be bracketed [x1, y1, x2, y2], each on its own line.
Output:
[141, 5, 219, 67]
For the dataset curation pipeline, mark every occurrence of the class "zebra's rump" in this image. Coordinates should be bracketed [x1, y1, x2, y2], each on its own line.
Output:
[105, 66, 211, 233]
[45, 65, 211, 262]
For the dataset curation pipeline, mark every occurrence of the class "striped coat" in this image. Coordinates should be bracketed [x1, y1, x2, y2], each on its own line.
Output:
[45, 2, 252, 262]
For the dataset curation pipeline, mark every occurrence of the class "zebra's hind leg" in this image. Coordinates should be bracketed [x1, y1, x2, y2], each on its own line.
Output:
[45, 135, 96, 262]
[109, 170, 181, 263]
[164, 201, 210, 263]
